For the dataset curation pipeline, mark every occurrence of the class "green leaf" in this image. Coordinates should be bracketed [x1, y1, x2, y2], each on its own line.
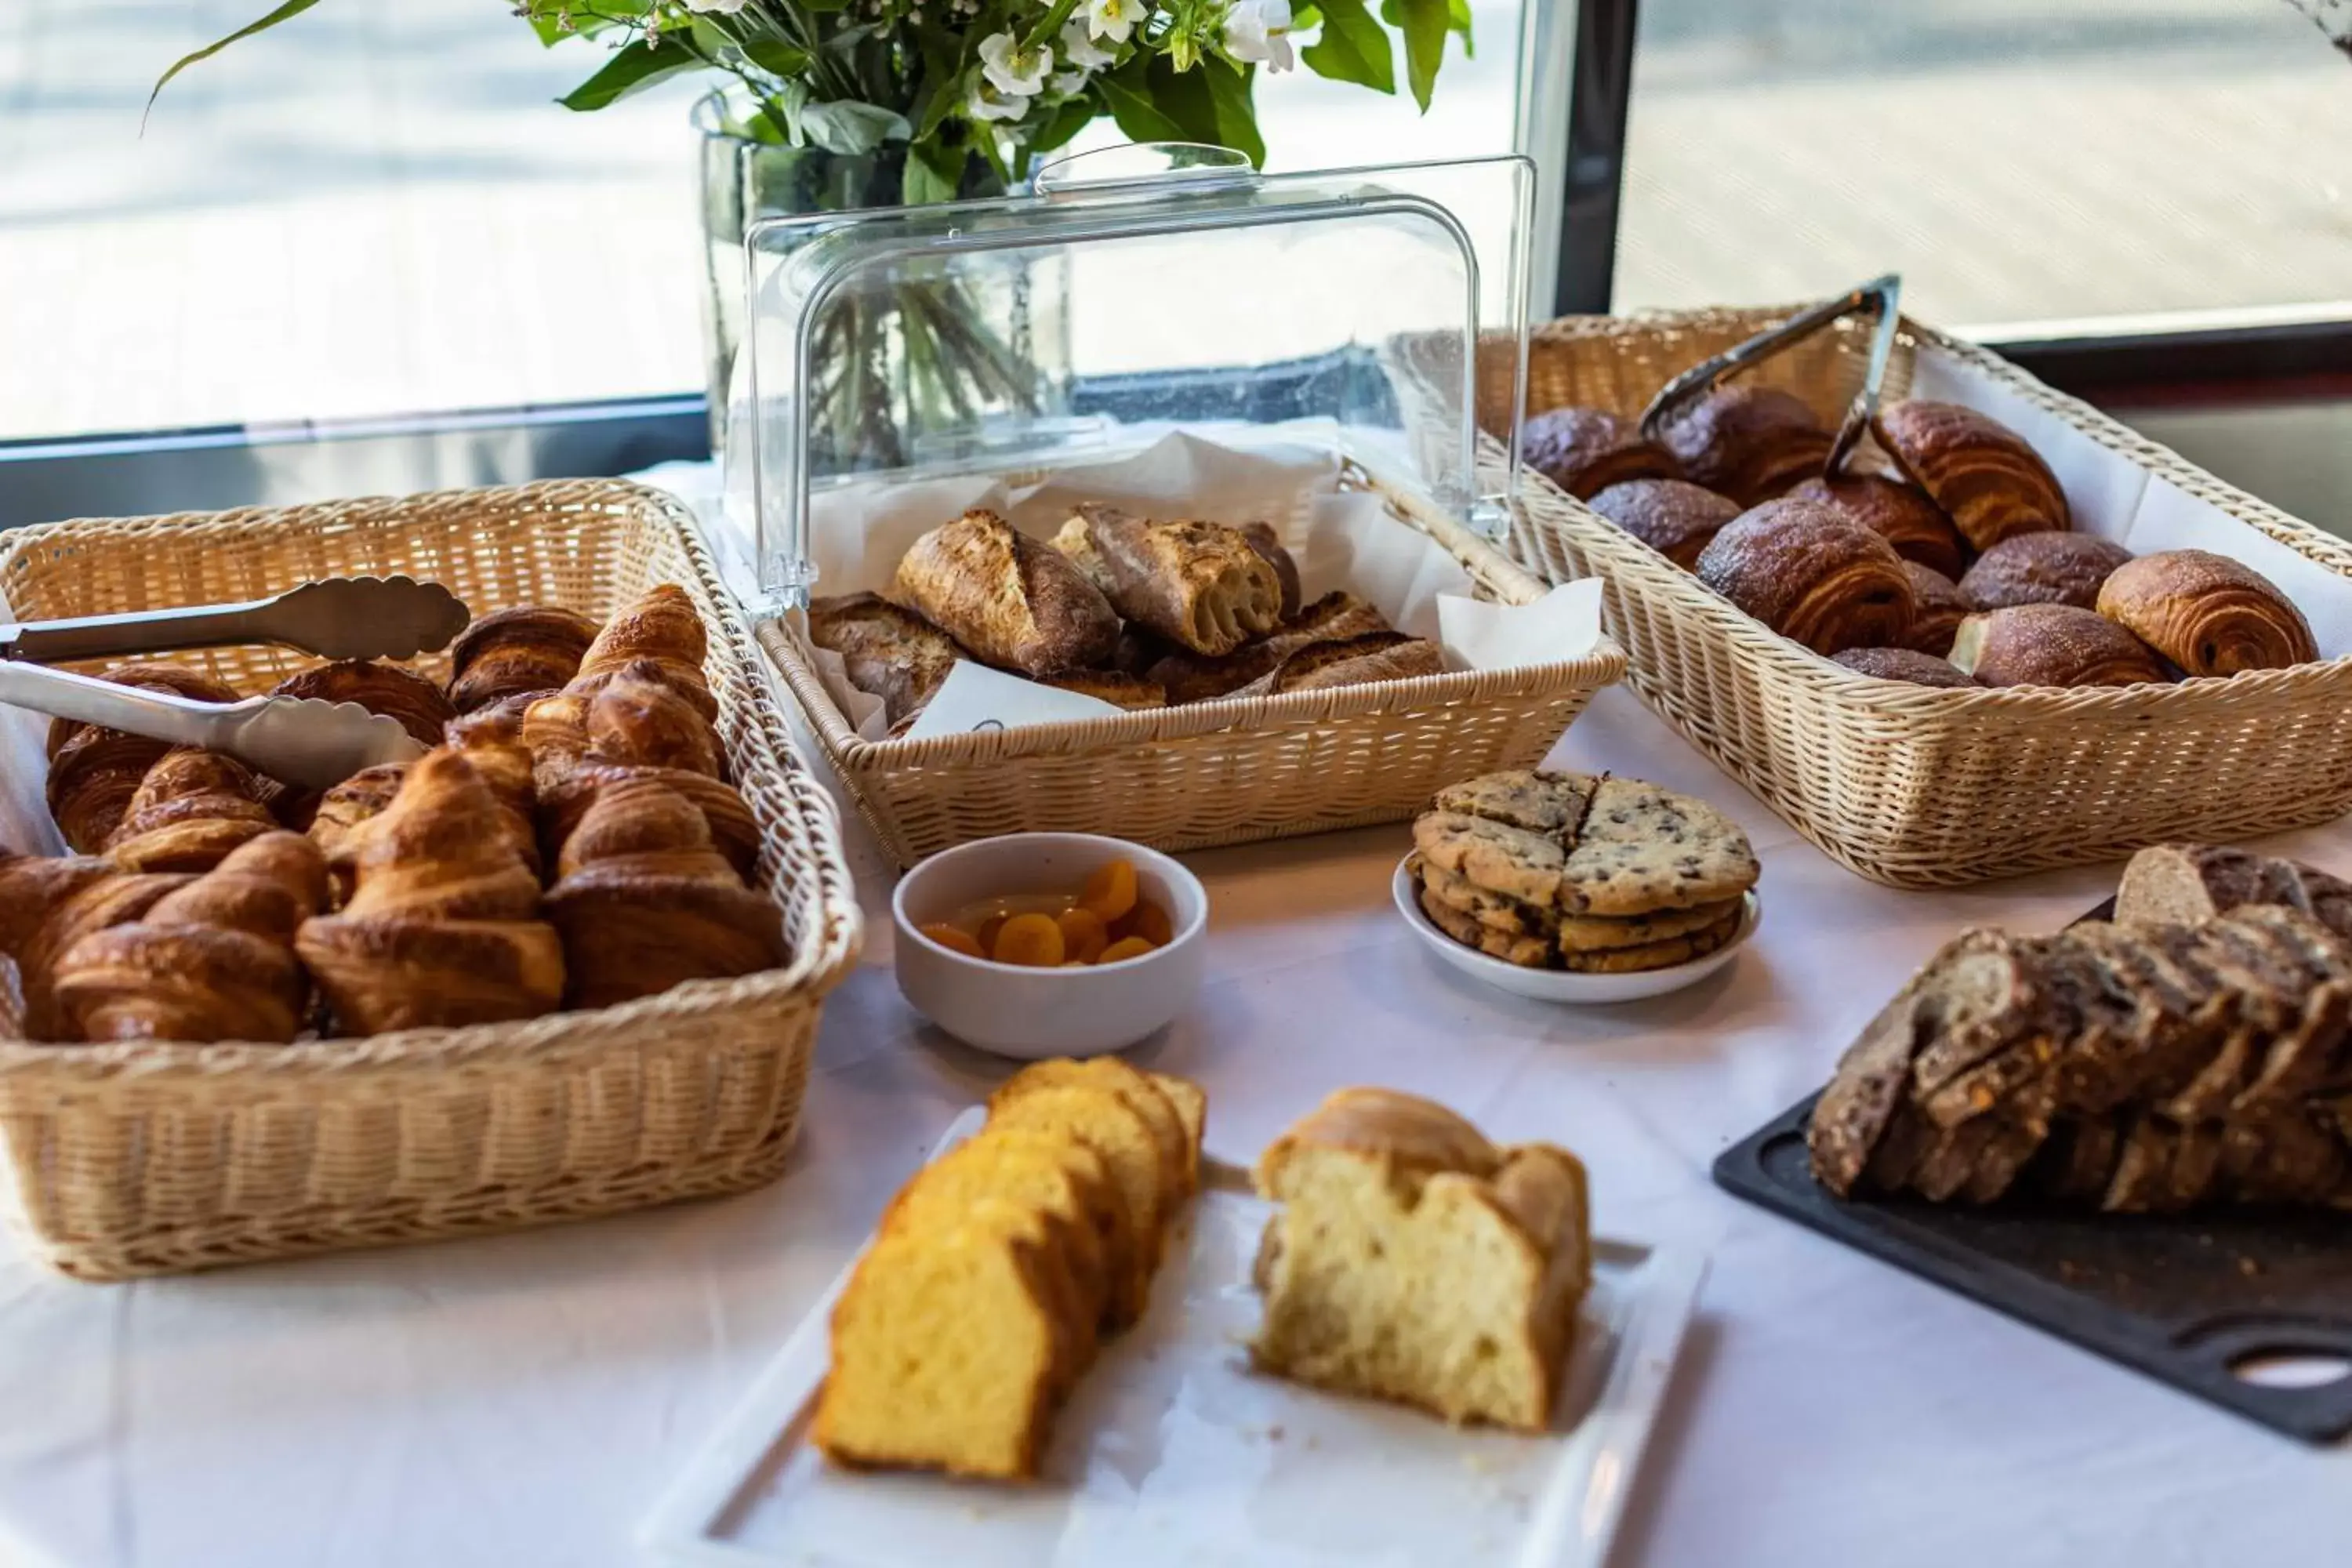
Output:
[1381, 0, 1449, 111]
[904, 139, 967, 205]
[742, 39, 813, 78]
[1098, 58, 1190, 143]
[1025, 95, 1099, 157]
[1447, 0, 1475, 58]
[1199, 57, 1265, 165]
[1107, 54, 1262, 166]
[557, 37, 701, 112]
[798, 99, 913, 155]
[144, 0, 324, 125]
[1301, 0, 1394, 93]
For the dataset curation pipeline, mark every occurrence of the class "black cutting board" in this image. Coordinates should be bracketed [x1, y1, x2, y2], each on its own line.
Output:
[1715, 1094, 2352, 1443]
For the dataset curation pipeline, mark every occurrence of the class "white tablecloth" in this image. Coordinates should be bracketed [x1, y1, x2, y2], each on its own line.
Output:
[2, 683, 2347, 1567]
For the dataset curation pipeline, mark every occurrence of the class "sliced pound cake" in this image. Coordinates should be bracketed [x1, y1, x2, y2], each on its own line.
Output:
[1249, 1087, 1592, 1432]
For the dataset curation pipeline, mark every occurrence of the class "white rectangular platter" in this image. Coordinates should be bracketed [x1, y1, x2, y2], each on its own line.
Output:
[643, 1109, 1707, 1568]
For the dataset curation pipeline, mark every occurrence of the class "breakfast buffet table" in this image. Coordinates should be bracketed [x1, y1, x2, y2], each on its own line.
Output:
[1, 669, 2345, 1568]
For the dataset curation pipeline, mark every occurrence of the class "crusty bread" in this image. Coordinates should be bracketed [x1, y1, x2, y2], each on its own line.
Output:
[1232, 632, 1444, 697]
[806, 592, 965, 728]
[1249, 1088, 1592, 1431]
[891, 510, 1120, 677]
[2114, 844, 2352, 938]
[1038, 670, 1168, 710]
[1051, 506, 1283, 656]
[1147, 591, 1393, 704]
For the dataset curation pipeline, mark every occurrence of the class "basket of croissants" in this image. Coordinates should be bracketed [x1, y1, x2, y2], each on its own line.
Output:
[0, 479, 859, 1280]
[1393, 305, 2352, 888]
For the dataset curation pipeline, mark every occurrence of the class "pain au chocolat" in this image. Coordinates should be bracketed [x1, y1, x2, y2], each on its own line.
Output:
[1694, 498, 1915, 656]
[1897, 562, 1969, 657]
[1788, 473, 1968, 579]
[2096, 548, 2316, 677]
[1872, 399, 2070, 552]
[1520, 407, 1679, 499]
[1584, 477, 1741, 569]
[1958, 532, 2134, 612]
[1658, 383, 1834, 508]
[1948, 604, 2168, 688]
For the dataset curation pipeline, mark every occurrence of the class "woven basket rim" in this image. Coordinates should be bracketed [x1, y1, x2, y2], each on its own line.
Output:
[0, 477, 864, 1077]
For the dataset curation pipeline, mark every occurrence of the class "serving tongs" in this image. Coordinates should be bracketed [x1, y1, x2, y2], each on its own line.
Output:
[0, 575, 470, 666]
[1637, 273, 1906, 479]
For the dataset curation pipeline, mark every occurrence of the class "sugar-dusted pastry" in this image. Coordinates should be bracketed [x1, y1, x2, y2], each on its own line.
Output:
[1584, 477, 1741, 569]
[1948, 604, 2167, 688]
[1250, 1088, 1592, 1430]
[1657, 383, 1833, 507]
[1145, 591, 1392, 704]
[447, 605, 599, 714]
[103, 748, 279, 874]
[1520, 407, 1679, 499]
[1831, 647, 1978, 688]
[1051, 506, 1284, 657]
[45, 662, 241, 853]
[1959, 532, 2134, 612]
[568, 583, 719, 721]
[1694, 498, 1915, 655]
[271, 659, 456, 748]
[1897, 561, 1969, 656]
[1231, 632, 1443, 697]
[894, 510, 1120, 678]
[807, 591, 964, 729]
[1788, 473, 1967, 579]
[1872, 399, 2070, 551]
[2096, 548, 2316, 677]
[53, 831, 328, 1044]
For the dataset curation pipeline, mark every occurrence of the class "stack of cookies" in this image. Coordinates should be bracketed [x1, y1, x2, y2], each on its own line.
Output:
[1410, 770, 1760, 974]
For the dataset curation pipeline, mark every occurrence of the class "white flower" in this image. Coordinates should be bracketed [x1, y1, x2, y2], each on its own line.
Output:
[1058, 16, 1116, 72]
[967, 78, 1031, 123]
[684, 0, 750, 13]
[978, 31, 1053, 97]
[1049, 68, 1090, 96]
[1084, 0, 1147, 45]
[1221, 0, 1295, 71]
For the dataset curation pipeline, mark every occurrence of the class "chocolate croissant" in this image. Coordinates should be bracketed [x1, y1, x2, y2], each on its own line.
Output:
[543, 775, 786, 1009]
[45, 662, 239, 853]
[2095, 549, 2316, 677]
[1520, 408, 1679, 499]
[1958, 532, 2134, 612]
[1658, 385, 1833, 507]
[1830, 648, 1978, 688]
[53, 831, 328, 1044]
[1585, 477, 1742, 569]
[272, 660, 456, 749]
[1052, 506, 1284, 656]
[1948, 604, 2168, 688]
[891, 510, 1120, 677]
[295, 750, 564, 1034]
[536, 764, 760, 883]
[0, 852, 193, 1040]
[1788, 474, 1968, 579]
[1694, 499, 1917, 655]
[105, 749, 278, 874]
[569, 583, 718, 722]
[1898, 562, 1969, 657]
[1872, 400, 2070, 551]
[448, 605, 600, 714]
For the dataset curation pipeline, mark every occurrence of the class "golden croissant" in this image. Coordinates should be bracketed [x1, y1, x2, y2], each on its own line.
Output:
[443, 704, 546, 874]
[295, 750, 564, 1034]
[45, 662, 240, 852]
[307, 763, 410, 906]
[568, 584, 718, 721]
[536, 762, 760, 882]
[271, 659, 457, 748]
[53, 831, 329, 1044]
[448, 604, 600, 713]
[543, 775, 785, 1008]
[0, 851, 195, 1040]
[105, 747, 279, 874]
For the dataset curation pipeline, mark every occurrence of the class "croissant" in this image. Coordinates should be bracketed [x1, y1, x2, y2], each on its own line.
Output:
[295, 750, 564, 1033]
[2095, 549, 2316, 677]
[104, 749, 278, 874]
[568, 584, 719, 722]
[543, 775, 786, 1008]
[307, 763, 409, 907]
[1788, 474, 1968, 579]
[1657, 385, 1833, 507]
[271, 659, 456, 747]
[45, 663, 239, 852]
[1872, 400, 2070, 551]
[0, 852, 194, 1040]
[448, 605, 599, 713]
[1694, 499, 1916, 655]
[581, 662, 722, 779]
[443, 705, 545, 874]
[536, 763, 761, 882]
[53, 831, 328, 1043]
[517, 690, 593, 788]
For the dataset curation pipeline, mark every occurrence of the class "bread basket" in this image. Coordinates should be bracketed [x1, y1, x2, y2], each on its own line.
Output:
[0, 480, 862, 1279]
[1390, 307, 2352, 887]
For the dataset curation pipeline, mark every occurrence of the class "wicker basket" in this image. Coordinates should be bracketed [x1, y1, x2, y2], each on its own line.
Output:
[0, 480, 862, 1280]
[760, 462, 1625, 866]
[1393, 308, 2352, 887]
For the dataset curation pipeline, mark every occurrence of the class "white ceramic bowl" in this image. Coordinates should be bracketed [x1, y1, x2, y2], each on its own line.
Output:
[1392, 855, 1759, 1004]
[893, 833, 1209, 1060]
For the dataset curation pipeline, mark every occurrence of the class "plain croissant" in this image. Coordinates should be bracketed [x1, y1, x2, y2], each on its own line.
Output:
[543, 775, 785, 1009]
[104, 747, 278, 874]
[448, 604, 599, 714]
[0, 851, 194, 1041]
[45, 663, 241, 853]
[568, 583, 718, 721]
[295, 750, 564, 1033]
[53, 830, 328, 1044]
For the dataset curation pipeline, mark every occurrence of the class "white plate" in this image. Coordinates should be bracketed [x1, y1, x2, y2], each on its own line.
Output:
[642, 1109, 1707, 1568]
[1392, 857, 1760, 1004]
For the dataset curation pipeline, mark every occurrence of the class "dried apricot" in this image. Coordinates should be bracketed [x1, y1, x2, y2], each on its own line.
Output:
[1112, 897, 1174, 947]
[993, 912, 1066, 967]
[920, 923, 985, 959]
[975, 913, 1008, 955]
[1056, 907, 1109, 964]
[1078, 858, 1139, 924]
[1098, 935, 1158, 964]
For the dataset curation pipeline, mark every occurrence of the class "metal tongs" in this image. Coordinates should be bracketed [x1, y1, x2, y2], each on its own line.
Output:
[0, 575, 470, 789]
[1638, 273, 1906, 480]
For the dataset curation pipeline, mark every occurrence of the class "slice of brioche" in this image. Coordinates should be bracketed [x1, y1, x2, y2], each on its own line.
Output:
[987, 1083, 1169, 1325]
[816, 1196, 1087, 1480]
[996, 1057, 1192, 1199]
[1250, 1089, 1593, 1432]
